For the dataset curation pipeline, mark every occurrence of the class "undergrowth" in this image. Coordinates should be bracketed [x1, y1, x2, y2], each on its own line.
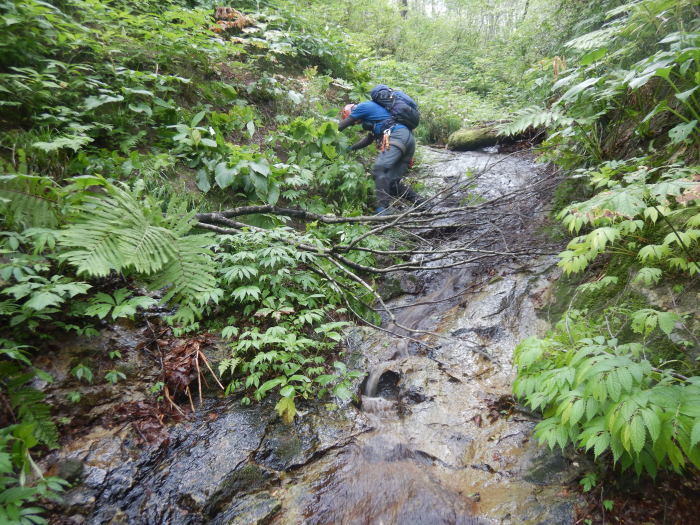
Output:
[0, 0, 381, 520]
[508, 0, 700, 487]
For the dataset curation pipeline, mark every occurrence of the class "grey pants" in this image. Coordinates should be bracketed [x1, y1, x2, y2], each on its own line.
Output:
[372, 127, 419, 209]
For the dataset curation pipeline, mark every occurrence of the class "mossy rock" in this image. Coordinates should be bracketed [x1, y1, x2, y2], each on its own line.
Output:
[447, 126, 499, 151]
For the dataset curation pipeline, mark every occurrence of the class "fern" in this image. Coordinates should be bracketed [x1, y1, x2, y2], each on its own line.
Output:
[0, 174, 62, 229]
[498, 106, 572, 136]
[150, 233, 219, 305]
[0, 363, 58, 449]
[60, 184, 170, 275]
[565, 25, 620, 51]
[59, 182, 219, 306]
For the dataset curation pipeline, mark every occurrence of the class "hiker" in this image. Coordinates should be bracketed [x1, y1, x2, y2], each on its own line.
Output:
[338, 85, 422, 214]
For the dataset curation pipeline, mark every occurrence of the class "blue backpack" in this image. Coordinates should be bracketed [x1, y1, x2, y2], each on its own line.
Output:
[370, 84, 420, 131]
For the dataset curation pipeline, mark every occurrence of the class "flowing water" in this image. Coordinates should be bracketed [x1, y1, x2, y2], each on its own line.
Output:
[50, 147, 583, 525]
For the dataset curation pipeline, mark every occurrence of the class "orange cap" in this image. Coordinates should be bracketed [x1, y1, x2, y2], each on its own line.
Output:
[341, 103, 355, 120]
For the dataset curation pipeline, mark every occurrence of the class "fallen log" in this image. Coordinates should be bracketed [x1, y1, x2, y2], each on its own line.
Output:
[447, 124, 543, 151]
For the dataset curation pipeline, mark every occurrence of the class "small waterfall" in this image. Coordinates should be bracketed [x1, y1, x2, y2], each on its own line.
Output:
[360, 395, 395, 415]
[363, 364, 388, 397]
[362, 365, 401, 415]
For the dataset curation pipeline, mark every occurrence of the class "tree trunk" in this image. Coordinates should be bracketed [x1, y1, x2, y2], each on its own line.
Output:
[401, 0, 408, 18]
[522, 0, 530, 21]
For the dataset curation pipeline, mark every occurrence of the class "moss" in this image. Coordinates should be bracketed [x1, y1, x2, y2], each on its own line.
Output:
[446, 126, 498, 151]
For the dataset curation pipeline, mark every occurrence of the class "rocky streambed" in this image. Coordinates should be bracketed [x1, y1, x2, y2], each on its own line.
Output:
[49, 147, 584, 524]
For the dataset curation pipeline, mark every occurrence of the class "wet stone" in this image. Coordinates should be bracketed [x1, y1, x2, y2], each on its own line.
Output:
[74, 405, 271, 524]
[204, 463, 276, 519]
[83, 466, 107, 488]
[57, 458, 84, 483]
[377, 271, 423, 300]
[534, 501, 576, 525]
[255, 408, 366, 471]
[400, 384, 432, 405]
[210, 492, 281, 525]
[523, 448, 576, 486]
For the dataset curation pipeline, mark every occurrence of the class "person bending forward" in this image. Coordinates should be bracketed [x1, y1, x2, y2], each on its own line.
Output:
[338, 101, 421, 214]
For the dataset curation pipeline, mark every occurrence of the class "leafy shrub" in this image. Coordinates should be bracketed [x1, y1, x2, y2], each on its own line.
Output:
[557, 160, 699, 277]
[508, 0, 700, 483]
[515, 312, 700, 477]
[214, 230, 370, 422]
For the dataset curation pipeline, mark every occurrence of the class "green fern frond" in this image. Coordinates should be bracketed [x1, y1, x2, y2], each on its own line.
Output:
[498, 106, 572, 136]
[15, 392, 58, 448]
[0, 174, 62, 229]
[565, 25, 620, 51]
[60, 182, 218, 307]
[60, 184, 172, 276]
[1, 363, 58, 449]
[151, 233, 219, 305]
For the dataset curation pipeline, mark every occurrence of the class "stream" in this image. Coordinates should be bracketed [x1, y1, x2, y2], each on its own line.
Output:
[50, 147, 584, 524]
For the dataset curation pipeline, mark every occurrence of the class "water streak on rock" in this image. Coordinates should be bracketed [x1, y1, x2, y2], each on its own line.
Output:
[49, 147, 583, 525]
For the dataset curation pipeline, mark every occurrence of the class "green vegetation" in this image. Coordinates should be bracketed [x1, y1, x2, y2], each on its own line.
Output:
[507, 0, 700, 485]
[0, 0, 380, 519]
[1, 0, 699, 520]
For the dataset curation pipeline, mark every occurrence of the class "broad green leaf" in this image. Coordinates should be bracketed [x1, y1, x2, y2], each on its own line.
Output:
[122, 87, 154, 97]
[569, 399, 585, 426]
[84, 94, 123, 110]
[25, 291, 63, 310]
[633, 267, 662, 286]
[215, 162, 239, 189]
[656, 311, 680, 335]
[580, 47, 608, 65]
[249, 159, 271, 177]
[559, 77, 600, 102]
[257, 376, 286, 396]
[643, 206, 659, 223]
[668, 120, 697, 144]
[85, 302, 112, 319]
[691, 420, 700, 448]
[629, 72, 654, 89]
[231, 285, 261, 301]
[279, 385, 295, 398]
[128, 103, 152, 116]
[196, 169, 211, 193]
[322, 143, 337, 159]
[275, 396, 296, 424]
[333, 383, 352, 401]
[314, 374, 336, 386]
[630, 415, 646, 454]
[642, 409, 661, 442]
[638, 244, 670, 262]
[191, 110, 206, 127]
[594, 433, 610, 459]
[266, 183, 280, 206]
[676, 86, 699, 103]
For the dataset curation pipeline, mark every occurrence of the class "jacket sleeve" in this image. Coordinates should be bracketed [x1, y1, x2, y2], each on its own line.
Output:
[349, 132, 374, 151]
[338, 116, 357, 131]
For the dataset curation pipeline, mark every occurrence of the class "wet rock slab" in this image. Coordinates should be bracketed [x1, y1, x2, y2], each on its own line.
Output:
[53, 147, 579, 525]
[260, 148, 581, 525]
[54, 401, 369, 524]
